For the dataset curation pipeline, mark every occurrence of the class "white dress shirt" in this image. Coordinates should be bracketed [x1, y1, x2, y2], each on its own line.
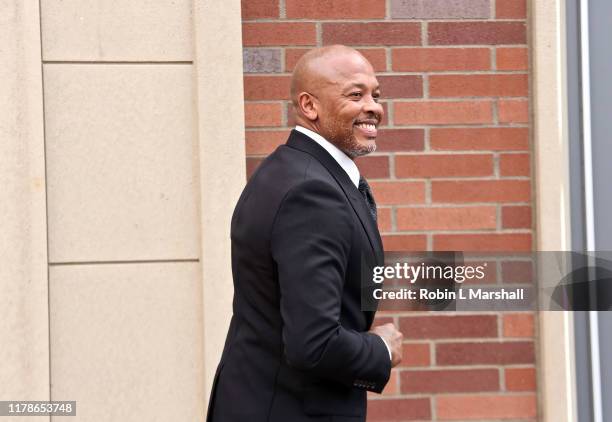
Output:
[294, 125, 393, 362]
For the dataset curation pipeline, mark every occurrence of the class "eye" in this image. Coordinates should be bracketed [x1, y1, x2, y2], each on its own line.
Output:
[373, 93, 381, 103]
[349, 92, 362, 99]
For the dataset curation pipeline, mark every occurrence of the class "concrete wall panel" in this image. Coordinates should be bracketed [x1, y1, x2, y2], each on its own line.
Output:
[41, 0, 192, 61]
[44, 64, 198, 263]
[49, 262, 203, 421]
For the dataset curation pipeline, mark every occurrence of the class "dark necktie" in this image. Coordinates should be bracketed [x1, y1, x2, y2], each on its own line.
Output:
[358, 176, 377, 223]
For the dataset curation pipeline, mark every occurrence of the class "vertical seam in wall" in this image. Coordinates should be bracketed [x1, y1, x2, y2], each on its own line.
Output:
[37, 0, 52, 410]
[386, 100, 394, 127]
[526, 0, 536, 252]
[280, 47, 286, 73]
[492, 100, 499, 124]
[491, 46, 497, 70]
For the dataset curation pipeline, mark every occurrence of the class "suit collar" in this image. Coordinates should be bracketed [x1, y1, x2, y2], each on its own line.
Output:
[294, 125, 360, 188]
[286, 130, 384, 261]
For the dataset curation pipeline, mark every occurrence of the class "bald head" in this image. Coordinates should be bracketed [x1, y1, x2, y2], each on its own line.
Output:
[290, 45, 373, 106]
[288, 44, 383, 159]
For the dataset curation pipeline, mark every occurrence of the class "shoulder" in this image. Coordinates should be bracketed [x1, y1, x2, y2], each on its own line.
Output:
[251, 145, 339, 195]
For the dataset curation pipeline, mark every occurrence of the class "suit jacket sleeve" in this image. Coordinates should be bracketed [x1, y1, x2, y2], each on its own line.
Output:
[271, 178, 391, 393]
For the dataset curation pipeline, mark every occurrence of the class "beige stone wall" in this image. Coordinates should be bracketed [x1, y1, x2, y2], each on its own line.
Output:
[1, 1, 244, 420]
[1, 0, 577, 421]
[0, 3, 50, 422]
[532, 0, 578, 420]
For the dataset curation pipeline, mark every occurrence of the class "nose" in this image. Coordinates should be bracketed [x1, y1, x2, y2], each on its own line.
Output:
[364, 95, 384, 120]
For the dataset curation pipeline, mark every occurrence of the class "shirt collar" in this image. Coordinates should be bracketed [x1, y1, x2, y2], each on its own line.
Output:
[294, 125, 360, 188]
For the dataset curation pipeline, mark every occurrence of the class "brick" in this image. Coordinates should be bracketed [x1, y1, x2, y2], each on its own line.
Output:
[358, 49, 388, 72]
[496, 0, 527, 19]
[500, 153, 530, 176]
[501, 261, 534, 284]
[377, 207, 392, 232]
[370, 181, 426, 204]
[241, 0, 279, 19]
[400, 343, 431, 367]
[376, 129, 424, 152]
[401, 368, 499, 393]
[372, 314, 394, 326]
[246, 157, 264, 179]
[243, 23, 316, 47]
[382, 369, 399, 396]
[430, 74, 528, 97]
[429, 22, 526, 45]
[497, 47, 528, 70]
[502, 205, 531, 229]
[499, 99, 529, 123]
[323, 23, 421, 46]
[395, 154, 493, 178]
[432, 180, 531, 203]
[436, 341, 535, 365]
[244, 76, 291, 100]
[286, 0, 385, 19]
[378, 75, 423, 98]
[395, 101, 492, 125]
[245, 130, 290, 155]
[391, 0, 490, 19]
[244, 103, 282, 127]
[397, 206, 496, 230]
[356, 155, 390, 179]
[437, 394, 537, 419]
[243, 49, 282, 73]
[400, 315, 497, 339]
[285, 49, 309, 72]
[430, 127, 528, 151]
[286, 48, 387, 72]
[434, 233, 532, 251]
[503, 313, 534, 337]
[382, 234, 427, 251]
[367, 398, 431, 421]
[392, 47, 490, 71]
[505, 367, 536, 391]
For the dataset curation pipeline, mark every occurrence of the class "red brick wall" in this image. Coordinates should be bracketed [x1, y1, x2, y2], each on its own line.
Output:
[241, 0, 536, 420]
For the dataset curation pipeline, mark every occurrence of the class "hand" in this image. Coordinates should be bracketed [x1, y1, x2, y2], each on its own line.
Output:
[370, 323, 403, 367]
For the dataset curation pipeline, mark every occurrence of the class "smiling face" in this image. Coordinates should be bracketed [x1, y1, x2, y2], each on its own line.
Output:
[291, 47, 384, 158]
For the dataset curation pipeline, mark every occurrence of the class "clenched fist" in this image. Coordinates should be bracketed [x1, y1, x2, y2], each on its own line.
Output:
[370, 323, 403, 367]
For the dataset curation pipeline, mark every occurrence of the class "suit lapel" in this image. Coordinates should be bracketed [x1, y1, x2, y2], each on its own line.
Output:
[286, 130, 384, 261]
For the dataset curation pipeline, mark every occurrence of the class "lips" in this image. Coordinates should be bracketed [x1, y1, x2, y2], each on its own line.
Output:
[354, 121, 378, 137]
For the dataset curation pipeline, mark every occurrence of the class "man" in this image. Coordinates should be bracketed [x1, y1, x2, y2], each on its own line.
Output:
[207, 45, 403, 422]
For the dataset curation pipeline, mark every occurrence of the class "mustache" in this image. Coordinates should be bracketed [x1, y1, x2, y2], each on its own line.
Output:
[354, 114, 382, 124]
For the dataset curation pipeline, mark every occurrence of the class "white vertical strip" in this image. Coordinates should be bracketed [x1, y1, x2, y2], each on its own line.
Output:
[193, 0, 246, 410]
[589, 311, 603, 422]
[580, 1, 595, 252]
[533, 0, 578, 420]
[0, 0, 51, 412]
[579, 0, 603, 421]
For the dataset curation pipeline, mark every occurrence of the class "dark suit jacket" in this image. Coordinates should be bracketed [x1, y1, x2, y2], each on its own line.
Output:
[207, 130, 390, 422]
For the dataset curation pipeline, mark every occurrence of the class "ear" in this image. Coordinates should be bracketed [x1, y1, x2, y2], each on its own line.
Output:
[297, 92, 318, 121]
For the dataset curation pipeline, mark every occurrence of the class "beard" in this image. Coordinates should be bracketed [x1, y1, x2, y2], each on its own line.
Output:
[321, 119, 377, 158]
[341, 136, 377, 158]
